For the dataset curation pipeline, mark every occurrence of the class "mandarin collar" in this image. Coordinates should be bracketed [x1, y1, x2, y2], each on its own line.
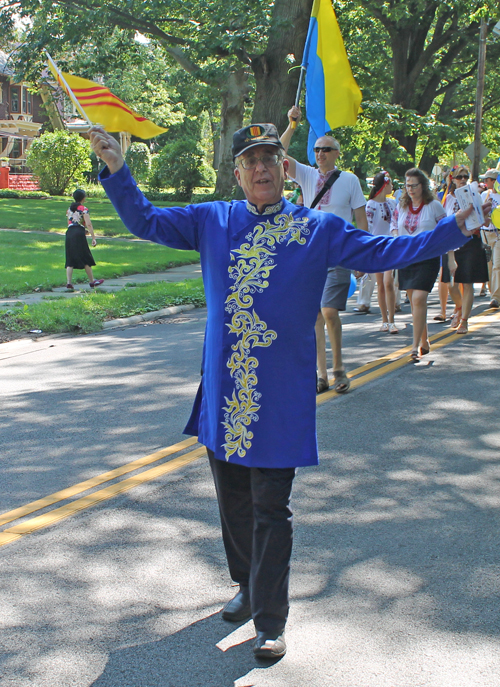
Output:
[318, 166, 338, 182]
[246, 198, 285, 216]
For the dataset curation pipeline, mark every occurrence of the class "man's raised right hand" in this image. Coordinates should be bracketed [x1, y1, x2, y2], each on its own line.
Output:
[90, 127, 124, 175]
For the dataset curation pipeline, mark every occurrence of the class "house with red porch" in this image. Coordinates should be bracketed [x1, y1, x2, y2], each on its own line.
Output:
[0, 49, 50, 190]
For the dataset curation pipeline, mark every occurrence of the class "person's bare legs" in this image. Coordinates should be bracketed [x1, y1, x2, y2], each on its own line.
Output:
[457, 283, 474, 333]
[408, 289, 430, 357]
[315, 311, 328, 383]
[321, 306, 349, 392]
[449, 282, 463, 327]
[384, 271, 396, 324]
[66, 266, 73, 285]
[375, 273, 388, 323]
[322, 307, 343, 372]
[438, 274, 448, 320]
[84, 265, 95, 283]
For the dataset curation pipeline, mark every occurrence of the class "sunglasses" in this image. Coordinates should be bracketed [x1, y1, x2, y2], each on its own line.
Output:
[454, 175, 469, 180]
[313, 146, 338, 153]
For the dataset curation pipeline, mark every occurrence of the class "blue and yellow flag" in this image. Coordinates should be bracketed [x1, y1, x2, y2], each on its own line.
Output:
[302, 0, 362, 163]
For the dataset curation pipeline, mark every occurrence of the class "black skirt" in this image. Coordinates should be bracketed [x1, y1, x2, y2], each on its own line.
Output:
[398, 257, 440, 293]
[65, 224, 96, 269]
[441, 234, 489, 284]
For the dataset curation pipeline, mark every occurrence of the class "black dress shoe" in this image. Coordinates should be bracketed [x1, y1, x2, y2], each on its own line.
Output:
[253, 631, 286, 659]
[221, 588, 251, 622]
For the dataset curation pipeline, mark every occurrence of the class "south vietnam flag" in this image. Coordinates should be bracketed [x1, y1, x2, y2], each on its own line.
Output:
[48, 61, 167, 139]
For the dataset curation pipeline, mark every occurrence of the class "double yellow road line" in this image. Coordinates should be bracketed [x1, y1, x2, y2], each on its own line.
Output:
[2, 309, 499, 549]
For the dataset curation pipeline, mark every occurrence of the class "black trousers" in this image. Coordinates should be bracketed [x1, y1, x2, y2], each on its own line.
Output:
[207, 450, 295, 634]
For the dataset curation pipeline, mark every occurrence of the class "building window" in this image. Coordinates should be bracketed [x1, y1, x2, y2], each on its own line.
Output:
[11, 139, 22, 158]
[10, 86, 20, 113]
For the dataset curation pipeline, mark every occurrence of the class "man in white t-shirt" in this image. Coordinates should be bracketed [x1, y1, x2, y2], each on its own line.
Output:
[480, 169, 500, 308]
[281, 106, 368, 394]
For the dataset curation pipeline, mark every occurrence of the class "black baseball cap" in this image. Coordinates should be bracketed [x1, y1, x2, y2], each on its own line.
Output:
[232, 123, 284, 160]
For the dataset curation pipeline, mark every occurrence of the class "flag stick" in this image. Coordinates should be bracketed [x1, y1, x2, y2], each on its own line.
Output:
[291, 66, 306, 130]
[45, 51, 93, 128]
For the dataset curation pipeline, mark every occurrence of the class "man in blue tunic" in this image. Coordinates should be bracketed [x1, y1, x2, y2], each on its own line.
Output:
[90, 124, 474, 660]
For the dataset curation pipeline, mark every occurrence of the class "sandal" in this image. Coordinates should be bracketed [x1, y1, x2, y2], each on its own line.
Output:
[333, 369, 350, 393]
[410, 349, 420, 362]
[316, 377, 329, 394]
[419, 344, 430, 356]
[450, 308, 462, 329]
[456, 318, 468, 334]
[379, 322, 389, 332]
[433, 314, 447, 322]
[389, 323, 399, 334]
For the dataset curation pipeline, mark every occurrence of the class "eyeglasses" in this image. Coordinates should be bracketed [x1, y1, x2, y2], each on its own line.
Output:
[313, 146, 339, 153]
[405, 182, 421, 189]
[238, 153, 282, 170]
[454, 175, 469, 180]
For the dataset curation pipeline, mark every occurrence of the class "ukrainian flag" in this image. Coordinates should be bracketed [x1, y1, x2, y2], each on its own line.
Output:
[302, 0, 362, 163]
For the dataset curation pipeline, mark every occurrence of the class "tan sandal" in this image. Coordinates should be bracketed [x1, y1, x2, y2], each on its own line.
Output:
[456, 318, 468, 334]
[450, 308, 462, 329]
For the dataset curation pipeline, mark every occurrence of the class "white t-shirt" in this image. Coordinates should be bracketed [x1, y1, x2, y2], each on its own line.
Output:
[292, 162, 366, 222]
[481, 189, 500, 230]
[390, 199, 445, 237]
[365, 198, 397, 236]
[444, 193, 459, 216]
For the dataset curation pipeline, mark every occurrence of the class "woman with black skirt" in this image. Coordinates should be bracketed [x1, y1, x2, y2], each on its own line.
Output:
[65, 189, 104, 290]
[390, 168, 446, 361]
[441, 166, 489, 335]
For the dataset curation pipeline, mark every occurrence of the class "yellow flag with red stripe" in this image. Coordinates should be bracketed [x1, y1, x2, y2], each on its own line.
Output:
[48, 61, 167, 139]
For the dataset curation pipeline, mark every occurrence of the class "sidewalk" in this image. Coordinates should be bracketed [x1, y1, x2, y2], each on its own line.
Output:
[0, 263, 203, 308]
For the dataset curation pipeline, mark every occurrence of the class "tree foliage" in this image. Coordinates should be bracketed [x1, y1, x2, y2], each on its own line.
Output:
[149, 137, 216, 200]
[124, 142, 151, 182]
[26, 130, 92, 195]
[334, 0, 500, 175]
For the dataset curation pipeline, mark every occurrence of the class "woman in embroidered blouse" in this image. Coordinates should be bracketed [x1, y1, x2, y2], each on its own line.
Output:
[65, 189, 104, 290]
[390, 168, 445, 360]
[440, 165, 489, 334]
[366, 171, 398, 333]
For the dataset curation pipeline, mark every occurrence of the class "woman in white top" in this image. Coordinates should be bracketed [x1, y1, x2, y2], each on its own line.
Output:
[390, 168, 446, 361]
[441, 165, 489, 334]
[366, 171, 398, 333]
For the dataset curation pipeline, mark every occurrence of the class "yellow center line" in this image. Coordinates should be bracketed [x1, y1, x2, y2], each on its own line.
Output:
[0, 446, 207, 548]
[317, 308, 500, 404]
[0, 436, 199, 527]
[1, 308, 499, 549]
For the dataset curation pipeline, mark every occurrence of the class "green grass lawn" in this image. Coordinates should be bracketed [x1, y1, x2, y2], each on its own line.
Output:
[0, 279, 206, 334]
[0, 196, 182, 237]
[0, 229, 199, 297]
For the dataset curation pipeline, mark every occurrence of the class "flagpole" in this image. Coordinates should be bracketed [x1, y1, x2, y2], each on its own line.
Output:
[45, 51, 93, 127]
[291, 66, 306, 130]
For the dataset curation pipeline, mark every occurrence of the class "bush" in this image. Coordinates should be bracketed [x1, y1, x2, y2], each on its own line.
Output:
[149, 137, 216, 201]
[0, 189, 51, 199]
[26, 130, 92, 196]
[125, 142, 151, 182]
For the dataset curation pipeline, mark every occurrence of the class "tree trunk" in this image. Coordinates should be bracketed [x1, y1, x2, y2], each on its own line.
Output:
[215, 68, 250, 197]
[251, 0, 313, 134]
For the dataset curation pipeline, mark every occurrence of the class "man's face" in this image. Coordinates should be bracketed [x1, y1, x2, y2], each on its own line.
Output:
[234, 144, 288, 209]
[486, 177, 496, 190]
[314, 136, 340, 173]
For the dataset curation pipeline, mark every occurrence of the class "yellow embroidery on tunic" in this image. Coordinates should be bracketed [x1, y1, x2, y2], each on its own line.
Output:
[222, 212, 310, 460]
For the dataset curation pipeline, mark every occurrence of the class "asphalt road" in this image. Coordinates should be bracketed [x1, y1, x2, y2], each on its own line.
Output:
[1, 295, 500, 686]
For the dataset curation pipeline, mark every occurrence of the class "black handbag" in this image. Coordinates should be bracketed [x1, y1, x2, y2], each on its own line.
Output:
[481, 229, 493, 262]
